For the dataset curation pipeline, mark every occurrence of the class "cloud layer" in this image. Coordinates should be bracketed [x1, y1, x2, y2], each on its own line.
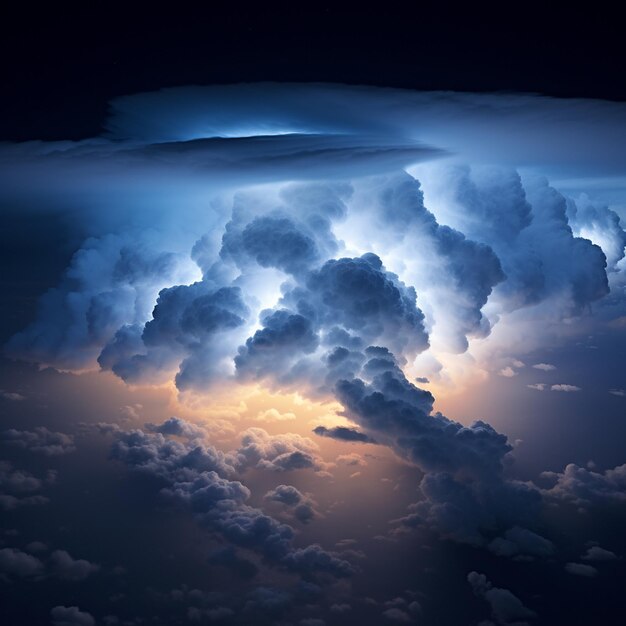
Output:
[2, 83, 626, 624]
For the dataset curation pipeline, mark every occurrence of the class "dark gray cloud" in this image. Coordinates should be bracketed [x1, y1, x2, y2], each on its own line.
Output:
[334, 353, 542, 545]
[145, 416, 207, 440]
[235, 254, 429, 393]
[564, 562, 598, 577]
[99, 283, 250, 390]
[111, 428, 237, 478]
[380, 597, 422, 623]
[265, 484, 305, 506]
[2, 427, 75, 456]
[336, 360, 504, 478]
[264, 485, 318, 524]
[0, 547, 44, 579]
[313, 426, 376, 444]
[487, 527, 554, 559]
[208, 545, 259, 579]
[401, 471, 540, 546]
[542, 462, 626, 509]
[235, 310, 320, 386]
[50, 606, 95, 626]
[0, 461, 44, 495]
[235, 428, 327, 474]
[50, 550, 100, 581]
[282, 544, 355, 578]
[468, 571, 536, 625]
[582, 545, 618, 562]
[109, 420, 352, 579]
[0, 492, 48, 511]
[304, 254, 429, 358]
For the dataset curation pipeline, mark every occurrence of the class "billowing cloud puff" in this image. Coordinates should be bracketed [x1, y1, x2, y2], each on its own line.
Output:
[0, 461, 43, 494]
[50, 606, 95, 626]
[208, 545, 259, 579]
[144, 285, 248, 347]
[217, 181, 349, 279]
[331, 352, 543, 544]
[235, 254, 429, 393]
[416, 165, 613, 316]
[0, 461, 51, 510]
[145, 416, 208, 440]
[335, 357, 505, 478]
[303, 253, 429, 357]
[6, 234, 198, 370]
[402, 471, 540, 546]
[566, 195, 626, 271]
[111, 428, 238, 478]
[50, 550, 100, 581]
[99, 283, 250, 389]
[582, 545, 618, 561]
[223, 215, 320, 277]
[264, 484, 306, 507]
[564, 562, 598, 577]
[488, 526, 554, 559]
[108, 420, 351, 579]
[2, 427, 75, 456]
[282, 544, 355, 578]
[0, 547, 45, 579]
[0, 390, 25, 401]
[380, 597, 422, 623]
[265, 485, 318, 523]
[542, 462, 626, 508]
[235, 310, 320, 386]
[467, 571, 536, 625]
[338, 173, 505, 352]
[235, 428, 327, 474]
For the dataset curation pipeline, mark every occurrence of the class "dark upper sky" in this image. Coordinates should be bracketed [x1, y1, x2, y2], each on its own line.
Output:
[1, 4, 624, 141]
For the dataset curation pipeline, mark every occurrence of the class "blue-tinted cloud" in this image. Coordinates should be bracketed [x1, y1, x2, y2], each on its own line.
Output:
[2, 83, 626, 624]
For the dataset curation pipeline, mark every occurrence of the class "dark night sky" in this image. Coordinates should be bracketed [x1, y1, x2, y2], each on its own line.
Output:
[1, 4, 624, 141]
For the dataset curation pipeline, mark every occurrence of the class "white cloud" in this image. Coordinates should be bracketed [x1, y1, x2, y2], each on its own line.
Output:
[498, 367, 517, 378]
[551, 384, 581, 392]
[527, 383, 547, 391]
[255, 408, 297, 423]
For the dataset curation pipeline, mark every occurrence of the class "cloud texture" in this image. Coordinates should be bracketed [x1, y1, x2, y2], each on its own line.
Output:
[2, 83, 626, 624]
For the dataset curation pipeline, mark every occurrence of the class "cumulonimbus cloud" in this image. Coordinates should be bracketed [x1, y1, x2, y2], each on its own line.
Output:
[3, 84, 626, 582]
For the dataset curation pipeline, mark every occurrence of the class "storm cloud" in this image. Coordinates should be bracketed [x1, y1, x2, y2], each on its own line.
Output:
[2, 82, 626, 624]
